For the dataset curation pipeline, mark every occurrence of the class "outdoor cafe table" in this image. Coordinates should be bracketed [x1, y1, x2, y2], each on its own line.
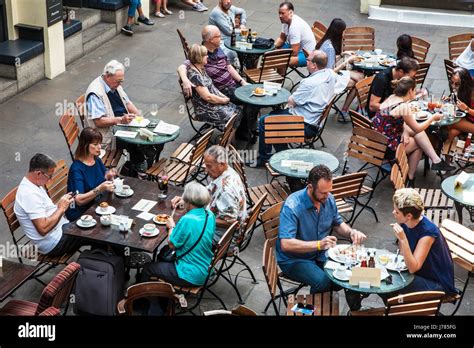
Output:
[441, 173, 474, 224]
[352, 50, 396, 75]
[113, 117, 180, 146]
[234, 83, 291, 108]
[0, 259, 38, 302]
[224, 38, 275, 74]
[63, 177, 184, 256]
[269, 149, 339, 179]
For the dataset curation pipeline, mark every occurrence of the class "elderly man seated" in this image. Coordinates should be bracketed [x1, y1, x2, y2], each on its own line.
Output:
[275, 2, 316, 69]
[178, 25, 259, 142]
[172, 145, 247, 242]
[14, 154, 83, 257]
[209, 0, 247, 65]
[255, 50, 336, 167]
[277, 165, 366, 294]
[85, 59, 162, 177]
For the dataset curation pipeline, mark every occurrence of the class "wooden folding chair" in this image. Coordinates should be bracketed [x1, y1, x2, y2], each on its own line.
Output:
[218, 113, 238, 149]
[349, 110, 373, 130]
[264, 115, 305, 146]
[342, 27, 375, 52]
[44, 160, 69, 205]
[304, 96, 337, 148]
[448, 33, 474, 61]
[312, 21, 327, 43]
[354, 75, 374, 116]
[244, 48, 293, 86]
[177, 28, 190, 60]
[228, 145, 290, 210]
[58, 113, 123, 169]
[411, 36, 431, 63]
[352, 291, 445, 316]
[146, 129, 213, 186]
[415, 62, 431, 89]
[444, 59, 456, 93]
[440, 219, 473, 315]
[74, 94, 86, 128]
[286, 293, 339, 316]
[117, 282, 186, 316]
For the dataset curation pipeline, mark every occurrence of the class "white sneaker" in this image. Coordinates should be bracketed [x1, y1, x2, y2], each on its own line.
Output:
[154, 11, 165, 18]
[163, 9, 173, 15]
[198, 2, 208, 11]
[192, 3, 205, 12]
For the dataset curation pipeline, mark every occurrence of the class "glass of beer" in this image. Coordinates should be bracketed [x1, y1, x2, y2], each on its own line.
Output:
[240, 28, 249, 41]
[251, 30, 258, 41]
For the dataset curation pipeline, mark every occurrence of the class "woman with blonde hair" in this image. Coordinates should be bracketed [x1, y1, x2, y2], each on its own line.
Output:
[372, 76, 454, 185]
[391, 188, 456, 295]
[187, 44, 241, 130]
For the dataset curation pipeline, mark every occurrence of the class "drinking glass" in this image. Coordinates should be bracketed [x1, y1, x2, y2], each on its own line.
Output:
[240, 28, 249, 41]
[251, 30, 257, 41]
[157, 175, 169, 199]
[150, 104, 158, 117]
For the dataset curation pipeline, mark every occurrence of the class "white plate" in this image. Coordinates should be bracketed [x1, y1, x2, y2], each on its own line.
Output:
[139, 227, 159, 237]
[95, 206, 116, 215]
[415, 111, 430, 121]
[252, 92, 266, 97]
[327, 244, 355, 264]
[153, 215, 170, 225]
[332, 269, 352, 281]
[386, 258, 408, 271]
[115, 189, 134, 198]
[76, 219, 97, 228]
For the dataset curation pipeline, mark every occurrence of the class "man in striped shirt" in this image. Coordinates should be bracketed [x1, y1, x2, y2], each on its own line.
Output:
[178, 25, 259, 142]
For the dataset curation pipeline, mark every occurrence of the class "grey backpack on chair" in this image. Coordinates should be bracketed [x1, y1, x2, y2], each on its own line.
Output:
[73, 249, 125, 316]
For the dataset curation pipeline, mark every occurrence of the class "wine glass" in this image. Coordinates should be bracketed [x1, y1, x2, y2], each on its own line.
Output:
[240, 28, 249, 42]
[157, 175, 169, 199]
[150, 104, 158, 118]
[251, 30, 257, 42]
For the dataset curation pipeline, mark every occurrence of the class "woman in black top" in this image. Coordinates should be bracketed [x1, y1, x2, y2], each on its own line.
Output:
[396, 34, 415, 60]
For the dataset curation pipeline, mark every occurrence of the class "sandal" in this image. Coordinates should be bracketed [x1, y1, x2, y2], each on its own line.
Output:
[154, 11, 165, 18]
[163, 9, 173, 15]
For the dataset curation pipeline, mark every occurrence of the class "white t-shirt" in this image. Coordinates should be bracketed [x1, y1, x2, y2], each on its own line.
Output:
[281, 14, 316, 52]
[14, 177, 67, 254]
[455, 39, 474, 70]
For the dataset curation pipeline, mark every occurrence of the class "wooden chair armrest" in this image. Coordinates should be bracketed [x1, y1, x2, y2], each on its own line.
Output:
[117, 299, 126, 315]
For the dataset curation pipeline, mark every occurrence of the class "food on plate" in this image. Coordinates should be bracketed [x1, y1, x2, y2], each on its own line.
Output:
[99, 202, 109, 209]
[254, 87, 265, 95]
[154, 214, 170, 223]
[334, 244, 357, 260]
[380, 58, 395, 65]
[409, 104, 421, 113]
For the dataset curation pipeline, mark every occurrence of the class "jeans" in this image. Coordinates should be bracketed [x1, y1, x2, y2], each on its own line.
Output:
[47, 232, 83, 257]
[257, 110, 320, 163]
[279, 259, 331, 294]
[128, 0, 142, 17]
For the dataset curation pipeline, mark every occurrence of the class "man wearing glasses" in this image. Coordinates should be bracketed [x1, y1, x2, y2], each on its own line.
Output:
[14, 154, 82, 257]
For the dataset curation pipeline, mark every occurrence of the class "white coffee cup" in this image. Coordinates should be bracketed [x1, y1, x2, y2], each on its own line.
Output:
[143, 223, 155, 233]
[80, 215, 93, 225]
[113, 178, 123, 193]
[374, 48, 383, 55]
[121, 185, 130, 194]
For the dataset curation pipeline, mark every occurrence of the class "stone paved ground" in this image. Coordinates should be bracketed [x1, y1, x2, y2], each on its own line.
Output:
[0, 0, 472, 316]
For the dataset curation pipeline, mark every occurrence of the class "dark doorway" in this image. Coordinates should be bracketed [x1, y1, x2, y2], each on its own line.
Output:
[0, 0, 7, 42]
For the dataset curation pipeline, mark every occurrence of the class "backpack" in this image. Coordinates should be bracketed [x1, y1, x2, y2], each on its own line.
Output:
[73, 249, 125, 316]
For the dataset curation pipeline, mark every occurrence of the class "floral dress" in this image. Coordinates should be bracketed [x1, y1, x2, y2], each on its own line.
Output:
[372, 106, 405, 152]
[188, 67, 242, 131]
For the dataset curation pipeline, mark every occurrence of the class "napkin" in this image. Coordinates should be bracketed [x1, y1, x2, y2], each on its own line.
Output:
[153, 121, 180, 136]
[114, 130, 137, 138]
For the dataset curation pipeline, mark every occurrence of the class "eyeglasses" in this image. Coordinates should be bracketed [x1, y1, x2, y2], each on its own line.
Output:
[38, 170, 53, 180]
[306, 58, 314, 63]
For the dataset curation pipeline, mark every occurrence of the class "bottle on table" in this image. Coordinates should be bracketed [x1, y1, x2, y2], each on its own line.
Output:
[368, 252, 375, 268]
[464, 133, 472, 158]
[247, 28, 252, 43]
[230, 26, 236, 46]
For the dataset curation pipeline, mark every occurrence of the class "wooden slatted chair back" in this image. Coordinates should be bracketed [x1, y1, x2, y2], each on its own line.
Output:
[45, 160, 69, 205]
[262, 240, 279, 301]
[349, 110, 373, 130]
[189, 129, 214, 166]
[211, 221, 238, 269]
[235, 193, 267, 248]
[444, 59, 456, 93]
[75, 94, 86, 128]
[411, 36, 431, 62]
[1, 187, 20, 237]
[390, 143, 409, 190]
[342, 27, 375, 52]
[448, 33, 474, 61]
[415, 62, 431, 88]
[386, 291, 445, 316]
[219, 114, 238, 149]
[331, 172, 367, 201]
[261, 48, 293, 73]
[264, 115, 305, 145]
[227, 145, 251, 200]
[178, 77, 197, 120]
[118, 282, 182, 316]
[355, 75, 375, 112]
[177, 28, 190, 60]
[440, 219, 474, 276]
[261, 201, 283, 246]
[59, 112, 80, 162]
[346, 127, 388, 169]
[312, 21, 327, 43]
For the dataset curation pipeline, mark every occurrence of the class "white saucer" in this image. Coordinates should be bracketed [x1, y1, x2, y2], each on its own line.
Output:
[139, 227, 159, 238]
[332, 269, 352, 281]
[153, 215, 169, 225]
[76, 219, 97, 228]
[115, 189, 134, 198]
[386, 262, 408, 272]
[95, 206, 116, 215]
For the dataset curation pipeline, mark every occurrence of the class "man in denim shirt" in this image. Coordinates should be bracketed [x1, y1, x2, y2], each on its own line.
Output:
[276, 165, 366, 293]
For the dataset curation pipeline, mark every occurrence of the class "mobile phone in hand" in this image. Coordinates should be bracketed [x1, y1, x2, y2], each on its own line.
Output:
[70, 190, 79, 199]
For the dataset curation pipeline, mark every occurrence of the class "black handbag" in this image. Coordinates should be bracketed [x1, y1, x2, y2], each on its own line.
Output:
[253, 38, 275, 50]
[157, 211, 209, 263]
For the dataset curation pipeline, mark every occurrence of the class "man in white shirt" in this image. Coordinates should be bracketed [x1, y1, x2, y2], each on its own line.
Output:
[275, 2, 316, 68]
[14, 153, 81, 257]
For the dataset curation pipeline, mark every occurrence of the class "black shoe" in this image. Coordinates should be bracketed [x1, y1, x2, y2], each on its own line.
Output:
[137, 16, 155, 25]
[406, 178, 415, 188]
[235, 132, 250, 142]
[431, 160, 456, 172]
[121, 25, 134, 36]
[246, 160, 265, 168]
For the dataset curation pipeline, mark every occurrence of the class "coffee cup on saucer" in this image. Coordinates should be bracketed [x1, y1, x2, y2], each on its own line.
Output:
[374, 48, 383, 55]
[143, 223, 155, 234]
[100, 215, 112, 226]
[121, 185, 131, 195]
[99, 202, 109, 213]
[80, 215, 94, 226]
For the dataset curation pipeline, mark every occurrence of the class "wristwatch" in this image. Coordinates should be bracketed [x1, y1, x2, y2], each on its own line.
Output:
[93, 188, 100, 196]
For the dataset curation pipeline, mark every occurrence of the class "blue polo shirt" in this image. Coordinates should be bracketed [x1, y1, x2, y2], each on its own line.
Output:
[276, 188, 343, 265]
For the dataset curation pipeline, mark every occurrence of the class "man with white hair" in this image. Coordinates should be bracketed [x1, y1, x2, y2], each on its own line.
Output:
[85, 60, 159, 177]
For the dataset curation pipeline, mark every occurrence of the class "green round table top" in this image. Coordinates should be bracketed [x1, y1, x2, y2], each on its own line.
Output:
[113, 118, 180, 146]
[352, 50, 396, 72]
[269, 149, 339, 179]
[234, 83, 290, 107]
[224, 37, 275, 55]
[441, 174, 474, 207]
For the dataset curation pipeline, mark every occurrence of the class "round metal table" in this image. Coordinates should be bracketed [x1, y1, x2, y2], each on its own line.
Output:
[352, 50, 396, 75]
[113, 119, 180, 146]
[234, 83, 290, 108]
[224, 38, 275, 73]
[269, 149, 339, 179]
[441, 174, 474, 224]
